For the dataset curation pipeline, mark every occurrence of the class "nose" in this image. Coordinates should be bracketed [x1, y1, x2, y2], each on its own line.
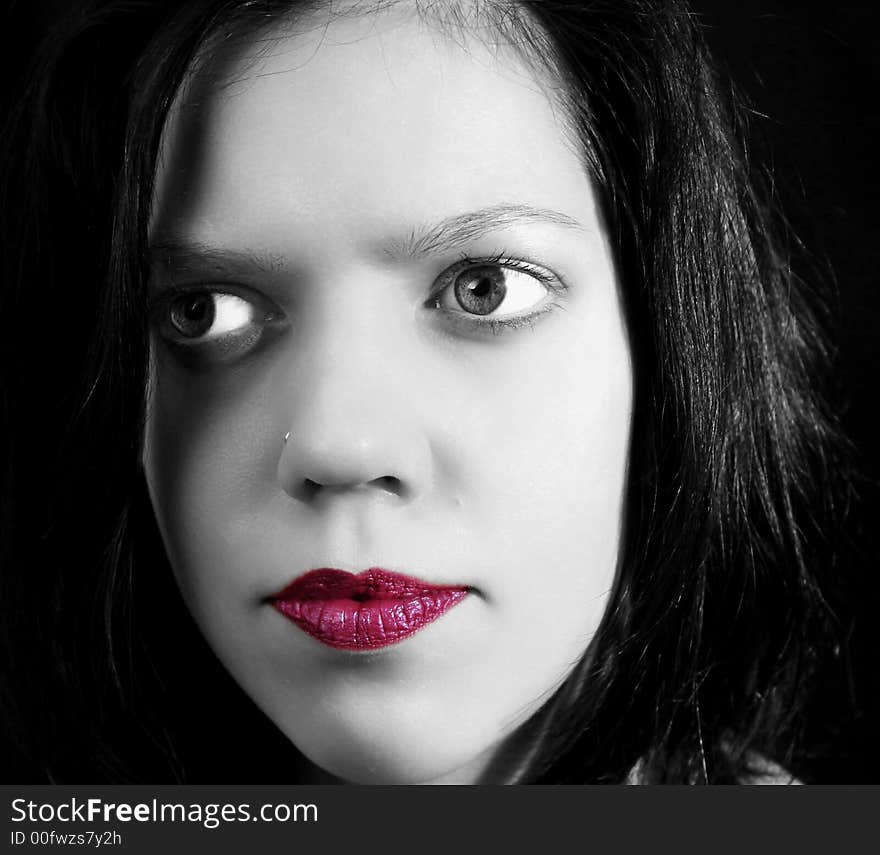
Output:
[276, 312, 433, 506]
[280, 426, 429, 504]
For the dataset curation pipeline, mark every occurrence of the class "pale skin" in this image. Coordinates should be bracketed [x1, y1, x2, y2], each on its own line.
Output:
[144, 6, 633, 784]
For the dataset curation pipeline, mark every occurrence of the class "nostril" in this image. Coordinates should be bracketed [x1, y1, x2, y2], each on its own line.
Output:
[300, 479, 322, 502]
[295, 475, 405, 502]
[370, 475, 404, 496]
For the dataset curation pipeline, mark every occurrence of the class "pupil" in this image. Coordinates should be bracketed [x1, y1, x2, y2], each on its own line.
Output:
[183, 297, 209, 322]
[469, 278, 492, 297]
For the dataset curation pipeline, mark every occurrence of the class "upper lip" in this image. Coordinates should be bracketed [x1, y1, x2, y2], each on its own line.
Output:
[270, 567, 469, 602]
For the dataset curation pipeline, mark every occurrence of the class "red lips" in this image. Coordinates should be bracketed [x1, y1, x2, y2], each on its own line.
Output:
[270, 568, 469, 650]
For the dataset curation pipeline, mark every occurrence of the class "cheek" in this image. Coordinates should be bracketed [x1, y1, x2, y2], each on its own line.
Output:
[142, 351, 280, 609]
[457, 311, 633, 558]
[427, 316, 632, 690]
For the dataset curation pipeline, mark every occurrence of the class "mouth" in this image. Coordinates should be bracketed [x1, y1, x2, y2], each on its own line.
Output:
[269, 567, 469, 651]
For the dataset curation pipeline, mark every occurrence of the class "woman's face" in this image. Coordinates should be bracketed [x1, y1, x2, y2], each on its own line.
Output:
[144, 7, 632, 784]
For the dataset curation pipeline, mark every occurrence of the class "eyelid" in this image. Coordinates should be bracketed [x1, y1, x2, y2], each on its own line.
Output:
[148, 282, 281, 320]
[150, 280, 245, 302]
[147, 283, 287, 371]
[427, 252, 568, 301]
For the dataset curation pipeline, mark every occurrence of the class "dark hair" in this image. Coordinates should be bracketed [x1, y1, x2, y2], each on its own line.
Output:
[0, 0, 847, 783]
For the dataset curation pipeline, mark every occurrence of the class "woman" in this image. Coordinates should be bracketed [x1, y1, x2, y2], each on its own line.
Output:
[0, 0, 846, 783]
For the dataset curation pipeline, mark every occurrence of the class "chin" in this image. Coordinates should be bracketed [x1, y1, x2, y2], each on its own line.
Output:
[277, 716, 499, 785]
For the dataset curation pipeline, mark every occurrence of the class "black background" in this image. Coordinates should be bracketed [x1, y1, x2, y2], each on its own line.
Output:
[1, 0, 876, 782]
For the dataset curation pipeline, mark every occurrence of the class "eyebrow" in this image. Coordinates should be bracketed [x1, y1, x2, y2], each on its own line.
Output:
[148, 203, 586, 273]
[384, 203, 586, 259]
[148, 241, 285, 276]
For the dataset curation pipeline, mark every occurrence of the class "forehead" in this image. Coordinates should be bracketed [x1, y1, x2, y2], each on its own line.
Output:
[150, 5, 592, 247]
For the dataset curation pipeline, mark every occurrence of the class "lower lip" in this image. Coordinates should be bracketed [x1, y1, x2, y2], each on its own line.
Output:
[271, 568, 469, 651]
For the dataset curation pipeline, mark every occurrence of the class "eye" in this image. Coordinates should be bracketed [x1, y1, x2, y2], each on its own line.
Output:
[166, 292, 255, 341]
[151, 287, 283, 365]
[430, 257, 563, 327]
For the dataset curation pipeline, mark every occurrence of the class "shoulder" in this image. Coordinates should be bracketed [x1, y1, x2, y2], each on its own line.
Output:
[625, 753, 802, 785]
[739, 753, 802, 785]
